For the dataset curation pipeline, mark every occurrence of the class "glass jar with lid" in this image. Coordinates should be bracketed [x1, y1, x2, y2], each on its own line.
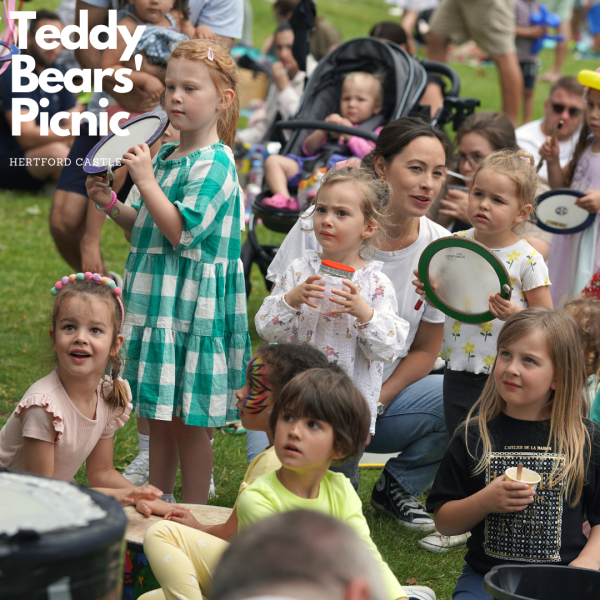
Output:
[317, 260, 356, 316]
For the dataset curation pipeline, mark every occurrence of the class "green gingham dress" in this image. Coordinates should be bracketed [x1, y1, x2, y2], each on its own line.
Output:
[122, 141, 251, 426]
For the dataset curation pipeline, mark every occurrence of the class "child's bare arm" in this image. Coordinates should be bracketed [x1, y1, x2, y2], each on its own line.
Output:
[86, 175, 138, 235]
[434, 475, 535, 536]
[120, 144, 184, 247]
[302, 128, 328, 156]
[81, 201, 107, 274]
[102, 17, 165, 102]
[171, 10, 195, 38]
[23, 437, 55, 478]
[570, 524, 600, 569]
[539, 135, 568, 188]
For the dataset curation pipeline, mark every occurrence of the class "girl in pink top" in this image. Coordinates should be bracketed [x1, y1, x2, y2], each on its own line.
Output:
[0, 273, 162, 506]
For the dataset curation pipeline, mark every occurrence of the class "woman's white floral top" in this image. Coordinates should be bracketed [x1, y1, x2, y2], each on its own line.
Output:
[255, 251, 410, 432]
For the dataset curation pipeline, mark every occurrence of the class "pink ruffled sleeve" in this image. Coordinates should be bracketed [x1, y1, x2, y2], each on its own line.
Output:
[100, 377, 133, 439]
[15, 395, 65, 441]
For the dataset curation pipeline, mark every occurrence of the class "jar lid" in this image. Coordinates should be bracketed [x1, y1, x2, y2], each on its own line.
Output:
[321, 260, 355, 273]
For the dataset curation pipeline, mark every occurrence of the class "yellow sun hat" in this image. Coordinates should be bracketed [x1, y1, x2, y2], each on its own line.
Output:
[578, 68, 600, 92]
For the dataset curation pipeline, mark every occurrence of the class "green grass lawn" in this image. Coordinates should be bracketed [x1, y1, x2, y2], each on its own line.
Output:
[1, 1, 598, 598]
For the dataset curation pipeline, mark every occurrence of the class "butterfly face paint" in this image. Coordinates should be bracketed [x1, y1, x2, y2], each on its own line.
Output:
[242, 356, 271, 414]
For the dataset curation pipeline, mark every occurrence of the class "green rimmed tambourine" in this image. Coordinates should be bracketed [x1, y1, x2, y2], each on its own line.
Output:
[416, 236, 512, 324]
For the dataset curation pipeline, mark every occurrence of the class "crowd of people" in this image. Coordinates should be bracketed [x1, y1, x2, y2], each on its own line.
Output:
[2, 1, 600, 600]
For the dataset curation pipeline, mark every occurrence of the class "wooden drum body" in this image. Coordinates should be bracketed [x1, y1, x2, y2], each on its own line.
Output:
[123, 504, 232, 600]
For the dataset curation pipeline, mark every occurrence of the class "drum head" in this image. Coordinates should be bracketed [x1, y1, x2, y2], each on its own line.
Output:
[418, 236, 512, 324]
[0, 471, 107, 536]
[83, 110, 169, 174]
[0, 41, 19, 63]
[536, 188, 595, 234]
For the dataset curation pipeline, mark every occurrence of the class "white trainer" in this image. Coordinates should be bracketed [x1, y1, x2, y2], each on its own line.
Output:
[403, 585, 436, 600]
[122, 450, 150, 486]
[417, 531, 471, 553]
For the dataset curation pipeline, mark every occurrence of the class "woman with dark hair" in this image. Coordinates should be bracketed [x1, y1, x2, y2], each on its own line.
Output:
[263, 116, 462, 551]
[429, 111, 518, 232]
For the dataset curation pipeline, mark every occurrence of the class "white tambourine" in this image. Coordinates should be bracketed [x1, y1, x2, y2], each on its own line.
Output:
[83, 110, 169, 175]
[536, 188, 595, 235]
[417, 236, 512, 324]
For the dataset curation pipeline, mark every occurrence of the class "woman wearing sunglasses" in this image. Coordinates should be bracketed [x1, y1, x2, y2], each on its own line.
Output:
[429, 111, 518, 232]
[516, 76, 585, 183]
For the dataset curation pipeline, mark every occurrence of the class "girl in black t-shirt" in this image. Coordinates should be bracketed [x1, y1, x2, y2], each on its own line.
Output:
[427, 307, 600, 600]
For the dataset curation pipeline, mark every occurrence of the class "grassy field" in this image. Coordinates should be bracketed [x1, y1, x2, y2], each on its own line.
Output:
[0, 1, 598, 598]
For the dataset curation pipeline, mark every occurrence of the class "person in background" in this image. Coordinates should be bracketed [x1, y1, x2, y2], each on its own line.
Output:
[539, 0, 576, 83]
[396, 0, 440, 54]
[427, 0, 523, 127]
[369, 21, 444, 117]
[187, 0, 243, 47]
[211, 511, 388, 600]
[261, 0, 341, 60]
[237, 23, 316, 145]
[515, 0, 545, 124]
[429, 112, 518, 233]
[515, 76, 585, 182]
[0, 10, 77, 191]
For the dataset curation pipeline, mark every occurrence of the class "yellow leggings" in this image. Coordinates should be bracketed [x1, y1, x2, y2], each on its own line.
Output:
[138, 520, 229, 600]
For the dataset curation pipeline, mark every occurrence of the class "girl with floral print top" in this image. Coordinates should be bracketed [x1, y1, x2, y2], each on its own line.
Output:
[255, 166, 410, 434]
[414, 150, 552, 435]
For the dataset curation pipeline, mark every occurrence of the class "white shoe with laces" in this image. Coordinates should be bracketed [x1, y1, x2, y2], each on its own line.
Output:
[403, 585, 436, 600]
[417, 531, 471, 553]
[122, 450, 150, 486]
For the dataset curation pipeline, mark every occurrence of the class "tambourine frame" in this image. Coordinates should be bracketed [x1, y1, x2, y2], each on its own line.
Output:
[536, 188, 595, 235]
[83, 110, 169, 175]
[418, 236, 512, 324]
[0, 41, 19, 63]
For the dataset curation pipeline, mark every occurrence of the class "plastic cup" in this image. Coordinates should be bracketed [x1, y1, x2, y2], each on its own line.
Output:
[505, 466, 541, 491]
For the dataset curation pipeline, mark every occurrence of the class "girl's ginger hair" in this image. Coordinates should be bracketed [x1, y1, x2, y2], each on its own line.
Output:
[169, 40, 240, 149]
[464, 308, 591, 506]
[49, 279, 129, 413]
[472, 149, 539, 215]
[304, 165, 392, 258]
[564, 297, 600, 379]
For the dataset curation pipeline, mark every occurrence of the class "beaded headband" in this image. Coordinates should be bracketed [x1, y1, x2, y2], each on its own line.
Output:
[50, 272, 124, 332]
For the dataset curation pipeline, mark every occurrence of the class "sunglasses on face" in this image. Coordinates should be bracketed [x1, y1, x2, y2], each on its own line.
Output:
[551, 103, 582, 118]
[457, 153, 485, 168]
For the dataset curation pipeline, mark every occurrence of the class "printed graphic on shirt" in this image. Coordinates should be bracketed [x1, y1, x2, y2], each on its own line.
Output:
[484, 451, 565, 562]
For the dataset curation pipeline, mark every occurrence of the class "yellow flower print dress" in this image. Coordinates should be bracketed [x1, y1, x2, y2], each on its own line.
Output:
[441, 229, 551, 375]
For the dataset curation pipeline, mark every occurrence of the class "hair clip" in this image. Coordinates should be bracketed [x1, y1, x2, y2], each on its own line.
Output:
[335, 158, 361, 170]
[50, 272, 125, 332]
[520, 156, 531, 164]
[207, 46, 214, 61]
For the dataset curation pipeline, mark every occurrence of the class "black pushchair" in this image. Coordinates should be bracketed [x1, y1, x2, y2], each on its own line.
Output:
[242, 37, 479, 297]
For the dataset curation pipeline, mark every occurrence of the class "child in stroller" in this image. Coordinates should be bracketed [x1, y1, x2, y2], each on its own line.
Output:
[262, 71, 385, 210]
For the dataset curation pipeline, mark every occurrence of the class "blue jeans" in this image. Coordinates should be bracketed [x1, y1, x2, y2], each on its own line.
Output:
[246, 430, 269, 464]
[367, 375, 448, 497]
[453, 564, 490, 600]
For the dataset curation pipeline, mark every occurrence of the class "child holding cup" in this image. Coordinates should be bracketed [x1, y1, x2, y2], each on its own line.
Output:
[255, 165, 410, 436]
[426, 308, 600, 600]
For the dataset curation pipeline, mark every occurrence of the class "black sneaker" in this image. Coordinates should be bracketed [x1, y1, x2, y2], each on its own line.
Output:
[370, 469, 436, 532]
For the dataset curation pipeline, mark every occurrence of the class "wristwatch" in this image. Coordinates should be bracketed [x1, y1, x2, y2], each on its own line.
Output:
[376, 401, 386, 416]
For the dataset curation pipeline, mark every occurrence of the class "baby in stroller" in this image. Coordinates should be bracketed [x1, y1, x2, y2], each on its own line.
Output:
[262, 71, 384, 210]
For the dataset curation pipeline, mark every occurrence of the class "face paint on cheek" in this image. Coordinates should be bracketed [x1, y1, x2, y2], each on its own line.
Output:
[243, 356, 271, 414]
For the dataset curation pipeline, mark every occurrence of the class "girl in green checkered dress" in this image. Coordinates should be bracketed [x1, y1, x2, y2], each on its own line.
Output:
[86, 40, 251, 504]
